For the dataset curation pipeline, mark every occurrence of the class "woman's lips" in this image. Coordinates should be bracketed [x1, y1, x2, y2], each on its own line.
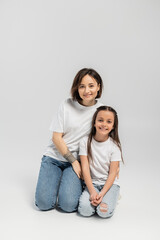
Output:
[83, 94, 92, 98]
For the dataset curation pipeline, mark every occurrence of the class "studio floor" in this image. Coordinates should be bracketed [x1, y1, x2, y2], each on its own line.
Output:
[1, 150, 160, 240]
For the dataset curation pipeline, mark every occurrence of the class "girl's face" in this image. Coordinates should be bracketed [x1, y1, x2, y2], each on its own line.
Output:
[94, 110, 114, 139]
[78, 74, 100, 106]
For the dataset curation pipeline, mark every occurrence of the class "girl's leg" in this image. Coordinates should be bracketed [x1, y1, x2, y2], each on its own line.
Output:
[58, 166, 82, 213]
[78, 187, 96, 217]
[35, 156, 62, 211]
[96, 184, 120, 218]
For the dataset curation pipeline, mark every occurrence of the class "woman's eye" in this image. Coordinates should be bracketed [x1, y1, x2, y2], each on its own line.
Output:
[89, 85, 94, 88]
[79, 86, 84, 89]
[98, 120, 103, 122]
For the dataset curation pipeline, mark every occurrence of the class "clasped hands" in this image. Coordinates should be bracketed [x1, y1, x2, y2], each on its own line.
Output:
[89, 190, 104, 206]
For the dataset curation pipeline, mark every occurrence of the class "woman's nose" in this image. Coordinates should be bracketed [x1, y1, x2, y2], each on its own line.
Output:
[85, 86, 90, 93]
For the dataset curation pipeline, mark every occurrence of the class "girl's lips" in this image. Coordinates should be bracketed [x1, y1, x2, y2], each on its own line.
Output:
[99, 127, 108, 131]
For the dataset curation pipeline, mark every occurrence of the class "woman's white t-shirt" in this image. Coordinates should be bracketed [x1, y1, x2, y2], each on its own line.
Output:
[43, 98, 103, 162]
[79, 136, 122, 186]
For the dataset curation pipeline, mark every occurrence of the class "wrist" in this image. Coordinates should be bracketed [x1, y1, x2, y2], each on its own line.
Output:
[63, 150, 77, 163]
[72, 160, 78, 165]
[89, 187, 96, 195]
[99, 190, 105, 197]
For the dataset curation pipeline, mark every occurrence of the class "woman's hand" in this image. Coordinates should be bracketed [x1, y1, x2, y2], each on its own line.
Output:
[72, 160, 82, 179]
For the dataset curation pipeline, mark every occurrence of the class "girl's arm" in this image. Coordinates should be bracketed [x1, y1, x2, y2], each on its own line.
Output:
[52, 132, 81, 178]
[101, 161, 119, 196]
[80, 155, 98, 202]
[93, 161, 119, 205]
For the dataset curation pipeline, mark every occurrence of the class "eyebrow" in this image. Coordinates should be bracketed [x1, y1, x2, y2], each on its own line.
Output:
[97, 117, 113, 121]
[79, 82, 95, 86]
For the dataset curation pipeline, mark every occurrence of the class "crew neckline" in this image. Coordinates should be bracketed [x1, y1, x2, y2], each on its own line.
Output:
[93, 136, 110, 144]
[74, 99, 99, 110]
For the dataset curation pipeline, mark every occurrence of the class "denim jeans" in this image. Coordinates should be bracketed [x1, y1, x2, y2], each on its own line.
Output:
[78, 184, 120, 218]
[35, 156, 82, 212]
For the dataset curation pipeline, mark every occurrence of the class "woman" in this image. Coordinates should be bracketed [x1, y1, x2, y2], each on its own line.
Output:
[35, 68, 103, 212]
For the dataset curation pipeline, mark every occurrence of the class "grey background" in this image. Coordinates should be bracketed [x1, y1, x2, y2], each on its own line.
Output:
[0, 0, 160, 239]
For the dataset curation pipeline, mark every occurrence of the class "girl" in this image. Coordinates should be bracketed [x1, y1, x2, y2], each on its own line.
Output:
[78, 106, 123, 218]
[35, 68, 104, 212]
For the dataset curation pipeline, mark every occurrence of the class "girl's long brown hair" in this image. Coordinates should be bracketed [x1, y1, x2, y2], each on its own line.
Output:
[87, 106, 124, 162]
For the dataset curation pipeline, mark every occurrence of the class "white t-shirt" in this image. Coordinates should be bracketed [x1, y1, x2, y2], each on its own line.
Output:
[79, 136, 122, 186]
[43, 98, 103, 162]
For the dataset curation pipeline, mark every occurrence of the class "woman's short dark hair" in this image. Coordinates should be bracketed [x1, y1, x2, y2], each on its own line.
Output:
[71, 68, 103, 101]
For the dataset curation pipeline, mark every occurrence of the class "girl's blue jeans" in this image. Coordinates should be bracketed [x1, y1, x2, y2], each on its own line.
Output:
[78, 184, 120, 218]
[35, 156, 82, 212]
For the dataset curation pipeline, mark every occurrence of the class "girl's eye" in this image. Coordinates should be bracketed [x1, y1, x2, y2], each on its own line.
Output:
[89, 85, 94, 88]
[79, 86, 84, 89]
[98, 119, 103, 122]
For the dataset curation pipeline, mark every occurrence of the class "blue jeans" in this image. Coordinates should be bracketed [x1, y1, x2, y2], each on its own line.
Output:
[78, 184, 120, 218]
[35, 156, 82, 212]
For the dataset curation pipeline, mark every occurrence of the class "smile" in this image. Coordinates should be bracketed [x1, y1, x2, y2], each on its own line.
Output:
[99, 127, 108, 131]
[83, 94, 92, 97]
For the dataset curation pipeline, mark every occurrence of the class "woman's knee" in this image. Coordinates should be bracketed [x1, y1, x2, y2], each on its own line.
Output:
[58, 195, 79, 213]
[35, 191, 56, 211]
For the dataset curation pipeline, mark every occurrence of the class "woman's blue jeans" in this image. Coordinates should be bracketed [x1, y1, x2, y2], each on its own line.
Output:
[35, 156, 82, 212]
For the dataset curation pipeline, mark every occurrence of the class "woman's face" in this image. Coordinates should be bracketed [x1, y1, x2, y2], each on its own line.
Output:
[78, 74, 100, 106]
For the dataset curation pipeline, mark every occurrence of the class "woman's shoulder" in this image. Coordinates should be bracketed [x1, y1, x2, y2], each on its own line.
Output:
[96, 100, 104, 107]
[59, 98, 75, 108]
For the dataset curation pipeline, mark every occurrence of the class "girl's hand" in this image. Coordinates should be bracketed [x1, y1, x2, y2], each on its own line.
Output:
[72, 160, 82, 179]
[91, 192, 104, 206]
[89, 190, 99, 204]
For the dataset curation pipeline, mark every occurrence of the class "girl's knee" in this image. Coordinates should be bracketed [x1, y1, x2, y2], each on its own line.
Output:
[96, 202, 114, 218]
[78, 201, 95, 217]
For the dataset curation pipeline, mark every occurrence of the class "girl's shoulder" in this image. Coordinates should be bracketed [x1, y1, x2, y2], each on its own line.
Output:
[108, 137, 121, 153]
[79, 135, 89, 146]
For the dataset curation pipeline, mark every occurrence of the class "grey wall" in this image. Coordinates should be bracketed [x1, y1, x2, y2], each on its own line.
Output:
[0, 1, 160, 239]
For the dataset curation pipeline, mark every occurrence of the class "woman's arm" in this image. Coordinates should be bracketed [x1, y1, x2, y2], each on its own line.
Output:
[93, 161, 119, 205]
[52, 132, 67, 155]
[80, 155, 98, 202]
[52, 132, 81, 178]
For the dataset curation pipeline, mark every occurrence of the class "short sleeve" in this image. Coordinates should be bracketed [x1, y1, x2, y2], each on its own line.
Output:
[79, 137, 88, 156]
[49, 101, 64, 133]
[110, 144, 122, 162]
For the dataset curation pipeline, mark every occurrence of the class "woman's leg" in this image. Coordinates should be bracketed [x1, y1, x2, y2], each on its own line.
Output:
[35, 156, 62, 211]
[78, 187, 96, 217]
[96, 184, 120, 218]
[58, 166, 82, 212]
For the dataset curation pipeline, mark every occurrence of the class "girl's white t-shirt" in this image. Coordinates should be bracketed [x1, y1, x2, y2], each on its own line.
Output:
[79, 136, 122, 186]
[43, 98, 103, 162]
